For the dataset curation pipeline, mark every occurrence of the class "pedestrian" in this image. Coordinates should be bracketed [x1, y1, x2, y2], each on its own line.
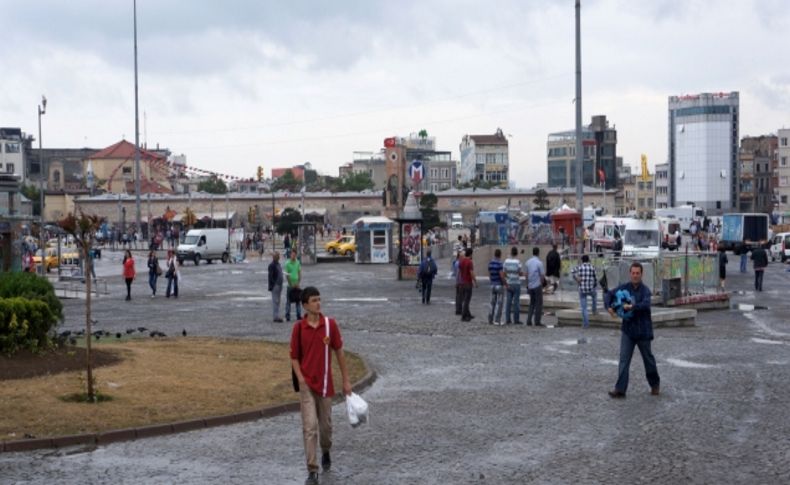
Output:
[453, 250, 464, 315]
[613, 232, 623, 259]
[718, 247, 728, 291]
[503, 246, 523, 324]
[525, 247, 545, 326]
[545, 244, 561, 294]
[268, 251, 284, 322]
[165, 249, 180, 298]
[122, 250, 135, 301]
[751, 243, 768, 292]
[285, 248, 302, 321]
[290, 286, 352, 485]
[459, 247, 478, 321]
[418, 249, 438, 304]
[284, 233, 291, 253]
[605, 261, 661, 398]
[147, 250, 160, 298]
[739, 247, 748, 273]
[487, 248, 506, 325]
[572, 254, 598, 343]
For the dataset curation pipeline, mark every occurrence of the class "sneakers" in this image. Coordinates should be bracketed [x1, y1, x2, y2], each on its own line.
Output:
[305, 472, 319, 485]
[322, 451, 331, 471]
[651, 386, 660, 396]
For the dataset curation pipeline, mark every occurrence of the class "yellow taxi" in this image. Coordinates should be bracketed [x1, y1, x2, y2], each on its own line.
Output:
[33, 247, 81, 272]
[325, 235, 356, 256]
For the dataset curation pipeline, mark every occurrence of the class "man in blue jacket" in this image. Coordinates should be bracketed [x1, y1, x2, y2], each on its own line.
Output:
[604, 261, 660, 398]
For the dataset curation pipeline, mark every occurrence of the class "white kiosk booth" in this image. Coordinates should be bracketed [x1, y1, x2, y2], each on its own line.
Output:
[352, 216, 394, 264]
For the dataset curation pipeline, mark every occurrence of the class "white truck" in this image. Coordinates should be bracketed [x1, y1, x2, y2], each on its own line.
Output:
[177, 229, 230, 265]
[622, 218, 662, 258]
[450, 212, 464, 229]
[655, 205, 705, 233]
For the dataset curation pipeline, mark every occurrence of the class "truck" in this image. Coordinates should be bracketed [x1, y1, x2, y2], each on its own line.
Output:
[621, 218, 662, 258]
[450, 212, 464, 229]
[719, 213, 770, 253]
[655, 205, 705, 233]
[177, 229, 230, 265]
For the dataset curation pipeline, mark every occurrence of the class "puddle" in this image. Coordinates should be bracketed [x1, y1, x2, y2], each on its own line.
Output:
[751, 338, 783, 345]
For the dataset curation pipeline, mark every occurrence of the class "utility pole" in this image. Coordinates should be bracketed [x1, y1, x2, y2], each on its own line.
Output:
[133, 0, 142, 239]
[37, 95, 46, 274]
[574, 0, 584, 213]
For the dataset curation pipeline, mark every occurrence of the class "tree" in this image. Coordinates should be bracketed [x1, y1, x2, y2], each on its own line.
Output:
[197, 175, 228, 194]
[418, 129, 428, 139]
[58, 211, 103, 402]
[271, 170, 301, 192]
[275, 207, 302, 235]
[342, 172, 375, 192]
[20, 184, 40, 216]
[419, 193, 441, 229]
[533, 189, 551, 210]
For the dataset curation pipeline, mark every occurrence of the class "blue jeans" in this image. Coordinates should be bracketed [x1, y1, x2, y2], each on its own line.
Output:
[286, 287, 302, 320]
[615, 332, 660, 394]
[148, 272, 158, 295]
[505, 284, 521, 323]
[421, 278, 433, 303]
[271, 283, 282, 320]
[579, 291, 597, 329]
[488, 285, 504, 323]
[740, 253, 747, 273]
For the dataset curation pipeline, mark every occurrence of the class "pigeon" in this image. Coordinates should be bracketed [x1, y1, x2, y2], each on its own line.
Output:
[94, 334, 101, 341]
[76, 330, 85, 336]
[69, 337, 77, 346]
[182, 329, 187, 337]
[115, 332, 122, 339]
[60, 330, 72, 338]
[126, 328, 135, 334]
[138, 327, 147, 333]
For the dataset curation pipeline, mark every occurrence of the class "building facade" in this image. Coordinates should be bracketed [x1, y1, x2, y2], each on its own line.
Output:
[459, 128, 509, 187]
[0, 128, 26, 184]
[636, 173, 655, 216]
[668, 92, 739, 213]
[654, 163, 670, 209]
[350, 152, 387, 189]
[776, 129, 790, 219]
[738, 135, 777, 213]
[546, 115, 617, 190]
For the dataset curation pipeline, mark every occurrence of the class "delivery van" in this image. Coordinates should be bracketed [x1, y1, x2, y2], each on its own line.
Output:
[177, 229, 230, 265]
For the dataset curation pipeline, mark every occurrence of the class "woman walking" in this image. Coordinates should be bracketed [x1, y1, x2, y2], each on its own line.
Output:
[122, 250, 136, 301]
[147, 250, 161, 298]
[165, 249, 180, 298]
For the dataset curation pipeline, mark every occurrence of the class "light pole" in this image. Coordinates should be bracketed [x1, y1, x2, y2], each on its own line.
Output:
[574, 0, 584, 213]
[37, 95, 47, 274]
[133, 0, 142, 240]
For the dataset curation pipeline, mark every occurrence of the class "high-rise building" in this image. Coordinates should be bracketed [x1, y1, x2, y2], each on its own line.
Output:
[738, 135, 777, 213]
[776, 129, 790, 220]
[546, 115, 617, 190]
[654, 162, 670, 209]
[459, 128, 509, 187]
[668, 92, 739, 213]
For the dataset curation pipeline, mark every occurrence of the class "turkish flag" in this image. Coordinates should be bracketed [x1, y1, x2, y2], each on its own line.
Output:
[598, 168, 606, 184]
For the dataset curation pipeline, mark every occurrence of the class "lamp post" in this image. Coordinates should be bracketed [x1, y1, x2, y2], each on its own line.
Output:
[37, 95, 47, 274]
[133, 0, 142, 241]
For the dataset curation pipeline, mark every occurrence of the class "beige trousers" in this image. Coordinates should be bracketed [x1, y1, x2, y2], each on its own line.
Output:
[299, 386, 333, 472]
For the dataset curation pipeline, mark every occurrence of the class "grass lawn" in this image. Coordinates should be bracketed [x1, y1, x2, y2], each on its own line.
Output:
[0, 337, 366, 440]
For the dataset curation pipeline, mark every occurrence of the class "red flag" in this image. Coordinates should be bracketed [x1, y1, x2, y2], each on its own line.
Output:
[598, 168, 606, 184]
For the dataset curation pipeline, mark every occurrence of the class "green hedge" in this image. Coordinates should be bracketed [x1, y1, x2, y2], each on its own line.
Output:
[0, 297, 58, 354]
[0, 272, 63, 321]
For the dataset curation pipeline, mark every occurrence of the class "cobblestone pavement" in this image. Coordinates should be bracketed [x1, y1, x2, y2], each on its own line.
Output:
[2, 252, 790, 484]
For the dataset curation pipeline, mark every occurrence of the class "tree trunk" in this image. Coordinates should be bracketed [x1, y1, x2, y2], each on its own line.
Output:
[84, 243, 94, 400]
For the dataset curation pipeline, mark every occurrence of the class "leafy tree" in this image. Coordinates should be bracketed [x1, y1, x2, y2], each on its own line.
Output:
[419, 193, 441, 229]
[342, 172, 375, 192]
[58, 211, 103, 402]
[275, 207, 302, 235]
[21, 184, 40, 216]
[533, 188, 551, 210]
[418, 129, 428, 138]
[271, 169, 301, 192]
[197, 175, 228, 194]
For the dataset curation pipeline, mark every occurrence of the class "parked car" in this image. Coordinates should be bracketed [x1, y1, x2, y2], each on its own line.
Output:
[325, 235, 355, 255]
[770, 232, 790, 262]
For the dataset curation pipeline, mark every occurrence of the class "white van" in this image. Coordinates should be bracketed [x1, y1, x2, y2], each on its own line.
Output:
[658, 217, 682, 251]
[592, 216, 629, 252]
[177, 229, 230, 265]
[622, 219, 661, 258]
[770, 232, 790, 262]
[451, 213, 464, 229]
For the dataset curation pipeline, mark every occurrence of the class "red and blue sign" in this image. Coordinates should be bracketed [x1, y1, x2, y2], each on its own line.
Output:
[409, 160, 424, 184]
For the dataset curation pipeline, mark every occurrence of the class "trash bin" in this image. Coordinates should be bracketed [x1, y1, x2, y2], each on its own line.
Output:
[662, 277, 682, 304]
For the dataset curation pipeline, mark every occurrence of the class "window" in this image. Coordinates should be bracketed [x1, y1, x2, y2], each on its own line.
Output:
[782, 196, 788, 204]
[372, 230, 386, 246]
[485, 153, 496, 163]
[430, 183, 438, 192]
[4, 142, 20, 153]
[781, 137, 788, 146]
[122, 167, 132, 175]
[648, 198, 653, 207]
[782, 157, 788, 167]
[430, 168, 438, 178]
[6, 163, 14, 174]
[441, 168, 449, 179]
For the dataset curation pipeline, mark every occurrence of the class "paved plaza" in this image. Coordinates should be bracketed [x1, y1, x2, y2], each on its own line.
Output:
[2, 251, 790, 484]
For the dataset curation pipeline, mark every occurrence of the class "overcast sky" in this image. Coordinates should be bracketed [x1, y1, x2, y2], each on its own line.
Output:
[2, 0, 789, 188]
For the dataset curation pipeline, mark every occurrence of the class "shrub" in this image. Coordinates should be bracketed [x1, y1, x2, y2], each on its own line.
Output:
[0, 297, 58, 354]
[0, 272, 63, 321]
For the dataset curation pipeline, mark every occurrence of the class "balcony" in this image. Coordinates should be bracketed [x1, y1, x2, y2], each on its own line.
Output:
[739, 192, 754, 199]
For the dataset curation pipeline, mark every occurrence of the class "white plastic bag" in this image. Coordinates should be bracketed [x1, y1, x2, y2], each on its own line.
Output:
[345, 392, 369, 428]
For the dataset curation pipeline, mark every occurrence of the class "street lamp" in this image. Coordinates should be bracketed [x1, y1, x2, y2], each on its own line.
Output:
[37, 95, 47, 274]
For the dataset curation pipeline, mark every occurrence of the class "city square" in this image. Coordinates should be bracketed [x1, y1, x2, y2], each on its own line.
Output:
[1, 250, 789, 484]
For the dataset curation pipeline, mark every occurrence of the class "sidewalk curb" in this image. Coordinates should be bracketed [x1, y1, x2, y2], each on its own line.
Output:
[1, 358, 377, 454]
